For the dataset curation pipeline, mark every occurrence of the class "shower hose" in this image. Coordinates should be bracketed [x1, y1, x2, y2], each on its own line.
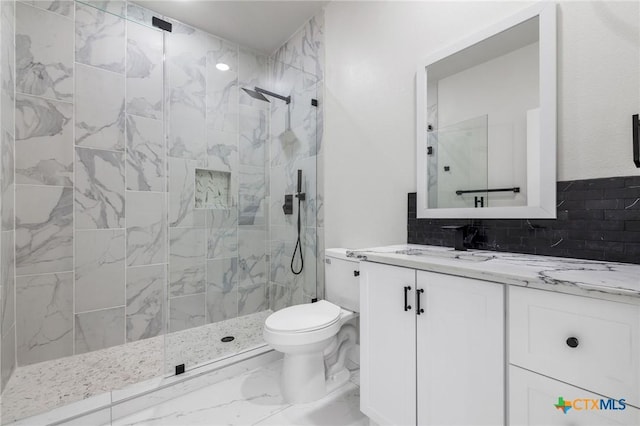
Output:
[291, 195, 304, 275]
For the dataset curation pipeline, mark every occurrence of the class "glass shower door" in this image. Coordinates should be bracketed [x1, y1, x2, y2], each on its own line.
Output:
[429, 115, 489, 209]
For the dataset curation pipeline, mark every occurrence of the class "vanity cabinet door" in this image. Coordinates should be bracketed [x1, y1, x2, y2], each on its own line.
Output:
[416, 271, 504, 426]
[360, 262, 417, 426]
[510, 365, 640, 425]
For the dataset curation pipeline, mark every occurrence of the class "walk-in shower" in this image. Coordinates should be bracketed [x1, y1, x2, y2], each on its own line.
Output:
[0, 0, 322, 422]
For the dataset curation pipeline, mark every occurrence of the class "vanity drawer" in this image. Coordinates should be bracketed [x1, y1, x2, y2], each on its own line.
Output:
[509, 286, 640, 407]
[510, 365, 640, 426]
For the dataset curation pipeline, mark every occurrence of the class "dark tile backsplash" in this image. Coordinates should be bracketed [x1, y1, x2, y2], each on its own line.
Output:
[407, 176, 640, 264]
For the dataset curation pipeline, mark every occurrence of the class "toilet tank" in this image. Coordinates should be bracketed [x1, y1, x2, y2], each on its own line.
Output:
[324, 248, 360, 312]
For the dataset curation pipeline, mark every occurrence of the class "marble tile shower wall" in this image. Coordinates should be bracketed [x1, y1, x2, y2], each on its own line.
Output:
[5, 0, 272, 370]
[268, 14, 324, 309]
[166, 18, 270, 334]
[1, 0, 16, 393]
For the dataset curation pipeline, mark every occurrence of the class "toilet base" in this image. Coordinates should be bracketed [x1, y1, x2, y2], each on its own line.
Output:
[281, 352, 326, 404]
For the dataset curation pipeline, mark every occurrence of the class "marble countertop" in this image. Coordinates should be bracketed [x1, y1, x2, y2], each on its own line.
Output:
[347, 244, 640, 304]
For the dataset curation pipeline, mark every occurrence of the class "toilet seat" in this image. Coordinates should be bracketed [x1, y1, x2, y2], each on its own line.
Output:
[265, 300, 341, 333]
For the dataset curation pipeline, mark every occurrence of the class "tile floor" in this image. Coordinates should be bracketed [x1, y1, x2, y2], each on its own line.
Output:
[1, 311, 271, 423]
[110, 359, 366, 426]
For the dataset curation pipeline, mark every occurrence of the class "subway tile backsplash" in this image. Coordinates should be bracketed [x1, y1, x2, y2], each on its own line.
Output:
[408, 176, 640, 264]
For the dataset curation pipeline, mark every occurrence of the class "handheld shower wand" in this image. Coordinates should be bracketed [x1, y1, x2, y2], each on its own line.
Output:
[291, 170, 305, 275]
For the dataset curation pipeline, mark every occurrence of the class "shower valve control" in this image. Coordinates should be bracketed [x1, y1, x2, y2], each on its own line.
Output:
[283, 194, 293, 215]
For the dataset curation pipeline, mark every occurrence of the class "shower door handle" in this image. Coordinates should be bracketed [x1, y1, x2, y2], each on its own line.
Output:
[404, 286, 412, 311]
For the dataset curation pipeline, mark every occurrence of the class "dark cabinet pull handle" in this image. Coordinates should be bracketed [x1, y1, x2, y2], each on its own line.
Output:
[404, 286, 412, 311]
[416, 288, 425, 315]
[566, 337, 579, 348]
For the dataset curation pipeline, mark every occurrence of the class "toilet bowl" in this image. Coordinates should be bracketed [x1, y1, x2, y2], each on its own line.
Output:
[263, 249, 360, 404]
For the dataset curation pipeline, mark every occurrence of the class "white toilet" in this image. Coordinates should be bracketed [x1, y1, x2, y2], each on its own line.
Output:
[263, 248, 359, 404]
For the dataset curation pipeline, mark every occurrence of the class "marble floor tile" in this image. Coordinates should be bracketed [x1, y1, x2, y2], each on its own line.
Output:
[111, 360, 287, 426]
[110, 360, 364, 426]
[255, 382, 366, 426]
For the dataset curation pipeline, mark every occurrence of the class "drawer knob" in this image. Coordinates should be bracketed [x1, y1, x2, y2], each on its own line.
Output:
[566, 337, 579, 348]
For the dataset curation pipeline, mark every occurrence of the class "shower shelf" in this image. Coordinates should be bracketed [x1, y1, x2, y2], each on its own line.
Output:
[195, 168, 231, 209]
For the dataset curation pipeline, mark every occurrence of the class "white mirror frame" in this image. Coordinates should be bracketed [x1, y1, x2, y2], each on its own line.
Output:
[416, 2, 556, 219]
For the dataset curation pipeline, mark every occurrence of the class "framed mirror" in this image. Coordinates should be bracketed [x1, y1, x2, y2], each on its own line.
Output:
[416, 3, 556, 219]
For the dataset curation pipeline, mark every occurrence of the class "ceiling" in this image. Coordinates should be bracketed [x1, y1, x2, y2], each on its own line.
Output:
[133, 1, 328, 54]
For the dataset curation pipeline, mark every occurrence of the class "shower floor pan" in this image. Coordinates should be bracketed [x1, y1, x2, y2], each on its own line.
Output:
[1, 310, 271, 424]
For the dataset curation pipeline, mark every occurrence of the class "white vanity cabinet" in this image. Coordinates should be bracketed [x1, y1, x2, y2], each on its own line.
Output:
[509, 286, 640, 425]
[360, 261, 505, 426]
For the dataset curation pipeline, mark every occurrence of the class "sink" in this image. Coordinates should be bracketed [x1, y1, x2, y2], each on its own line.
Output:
[393, 247, 493, 263]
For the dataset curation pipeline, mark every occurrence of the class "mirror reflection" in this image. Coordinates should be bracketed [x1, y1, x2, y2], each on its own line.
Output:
[426, 16, 539, 209]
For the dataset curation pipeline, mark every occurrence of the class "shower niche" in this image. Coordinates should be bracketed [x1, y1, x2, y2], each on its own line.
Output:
[195, 168, 232, 209]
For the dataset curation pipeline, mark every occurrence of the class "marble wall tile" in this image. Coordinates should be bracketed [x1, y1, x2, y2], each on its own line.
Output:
[206, 257, 238, 323]
[267, 282, 289, 312]
[316, 153, 324, 227]
[168, 157, 205, 228]
[126, 191, 166, 266]
[126, 3, 155, 28]
[207, 129, 238, 174]
[169, 227, 205, 297]
[15, 185, 73, 275]
[167, 21, 206, 160]
[16, 272, 73, 365]
[75, 307, 125, 354]
[207, 37, 238, 134]
[238, 49, 268, 110]
[269, 238, 292, 287]
[1, 130, 15, 231]
[75, 63, 125, 150]
[169, 294, 205, 333]
[126, 264, 165, 342]
[269, 157, 316, 228]
[83, 0, 126, 17]
[75, 2, 125, 73]
[1, 0, 15, 135]
[239, 166, 265, 226]
[302, 227, 317, 299]
[272, 14, 324, 80]
[238, 229, 266, 288]
[238, 283, 266, 316]
[206, 209, 238, 260]
[75, 147, 125, 229]
[15, 94, 73, 186]
[126, 115, 164, 192]
[19, 1, 74, 18]
[1, 324, 16, 391]
[316, 227, 325, 301]
[16, 2, 73, 101]
[75, 229, 125, 313]
[1, 231, 15, 336]
[126, 22, 162, 120]
[239, 106, 267, 168]
[269, 72, 318, 167]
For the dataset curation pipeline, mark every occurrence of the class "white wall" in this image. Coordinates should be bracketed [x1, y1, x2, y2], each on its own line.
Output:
[323, 1, 640, 249]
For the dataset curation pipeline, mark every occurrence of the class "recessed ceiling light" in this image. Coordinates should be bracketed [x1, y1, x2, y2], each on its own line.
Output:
[216, 63, 230, 71]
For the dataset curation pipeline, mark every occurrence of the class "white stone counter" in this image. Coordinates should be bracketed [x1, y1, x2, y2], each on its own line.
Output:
[347, 244, 640, 305]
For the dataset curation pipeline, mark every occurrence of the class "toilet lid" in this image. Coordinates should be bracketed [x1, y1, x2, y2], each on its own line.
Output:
[265, 300, 341, 333]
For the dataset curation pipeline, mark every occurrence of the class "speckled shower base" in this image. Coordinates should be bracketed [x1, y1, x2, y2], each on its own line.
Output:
[1, 310, 271, 424]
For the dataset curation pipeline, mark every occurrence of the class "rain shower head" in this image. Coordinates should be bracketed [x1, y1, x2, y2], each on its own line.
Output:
[241, 87, 270, 103]
[242, 86, 290, 104]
